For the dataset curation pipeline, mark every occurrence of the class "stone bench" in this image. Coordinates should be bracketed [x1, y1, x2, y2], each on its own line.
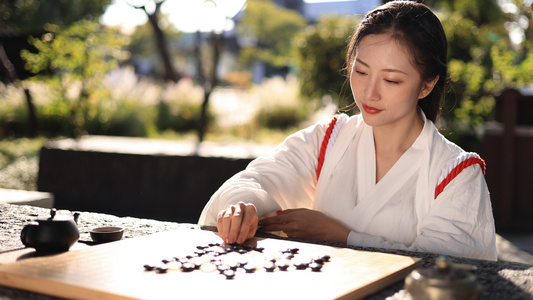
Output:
[0, 188, 54, 208]
[37, 136, 274, 223]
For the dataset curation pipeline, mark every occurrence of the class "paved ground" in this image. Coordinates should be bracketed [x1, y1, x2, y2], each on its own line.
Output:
[499, 231, 533, 255]
[496, 231, 533, 265]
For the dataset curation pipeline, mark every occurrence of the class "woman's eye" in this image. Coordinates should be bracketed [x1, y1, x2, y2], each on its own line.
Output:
[385, 79, 400, 84]
[355, 70, 366, 75]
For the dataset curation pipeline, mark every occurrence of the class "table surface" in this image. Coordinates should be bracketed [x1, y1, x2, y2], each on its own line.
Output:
[1, 203, 533, 300]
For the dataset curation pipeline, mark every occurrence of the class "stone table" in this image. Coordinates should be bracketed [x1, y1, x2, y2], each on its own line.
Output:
[1, 203, 533, 299]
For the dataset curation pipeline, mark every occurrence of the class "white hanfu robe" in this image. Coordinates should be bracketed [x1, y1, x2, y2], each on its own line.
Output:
[199, 113, 497, 261]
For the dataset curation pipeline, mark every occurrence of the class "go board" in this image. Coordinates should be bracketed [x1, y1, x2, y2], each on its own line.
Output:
[0, 229, 419, 299]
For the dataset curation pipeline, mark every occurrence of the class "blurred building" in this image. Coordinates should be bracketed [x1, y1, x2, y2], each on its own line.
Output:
[304, 0, 380, 22]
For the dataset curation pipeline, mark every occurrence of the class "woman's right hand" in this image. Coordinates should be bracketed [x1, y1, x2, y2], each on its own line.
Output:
[217, 202, 258, 244]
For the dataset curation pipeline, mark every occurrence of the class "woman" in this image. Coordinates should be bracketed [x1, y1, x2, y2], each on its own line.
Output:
[199, 0, 497, 261]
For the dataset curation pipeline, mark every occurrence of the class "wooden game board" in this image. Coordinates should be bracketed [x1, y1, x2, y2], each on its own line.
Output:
[0, 229, 420, 299]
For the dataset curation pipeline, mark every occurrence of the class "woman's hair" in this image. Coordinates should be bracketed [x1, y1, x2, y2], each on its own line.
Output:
[345, 0, 448, 123]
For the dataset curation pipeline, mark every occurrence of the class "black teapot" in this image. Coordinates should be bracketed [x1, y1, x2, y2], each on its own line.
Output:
[21, 208, 80, 253]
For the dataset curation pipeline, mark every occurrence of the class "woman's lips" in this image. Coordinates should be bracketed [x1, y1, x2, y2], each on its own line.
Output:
[362, 104, 382, 114]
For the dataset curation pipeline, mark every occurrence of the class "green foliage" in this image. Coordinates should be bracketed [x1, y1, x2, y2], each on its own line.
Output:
[128, 14, 182, 58]
[0, 0, 112, 34]
[250, 76, 311, 130]
[89, 101, 152, 137]
[256, 105, 307, 130]
[294, 15, 356, 107]
[238, 0, 307, 70]
[437, 0, 533, 147]
[0, 137, 46, 190]
[38, 97, 74, 135]
[156, 100, 211, 133]
[20, 20, 130, 137]
[491, 41, 533, 87]
[0, 100, 28, 137]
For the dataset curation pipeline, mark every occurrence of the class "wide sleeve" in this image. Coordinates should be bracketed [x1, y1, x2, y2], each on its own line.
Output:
[347, 165, 498, 261]
[198, 121, 328, 226]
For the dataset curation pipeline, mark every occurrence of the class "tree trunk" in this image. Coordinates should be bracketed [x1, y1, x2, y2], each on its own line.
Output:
[23, 88, 37, 136]
[134, 1, 179, 82]
[195, 31, 222, 142]
[0, 43, 37, 136]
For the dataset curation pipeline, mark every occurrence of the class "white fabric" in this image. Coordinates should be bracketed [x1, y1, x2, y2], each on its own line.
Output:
[198, 113, 497, 261]
[324, 116, 345, 159]
[437, 152, 480, 184]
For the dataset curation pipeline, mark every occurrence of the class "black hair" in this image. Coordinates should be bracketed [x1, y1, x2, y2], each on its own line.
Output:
[344, 0, 448, 123]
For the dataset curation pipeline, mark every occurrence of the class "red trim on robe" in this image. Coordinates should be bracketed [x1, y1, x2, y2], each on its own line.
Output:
[434, 156, 486, 199]
[317, 115, 339, 181]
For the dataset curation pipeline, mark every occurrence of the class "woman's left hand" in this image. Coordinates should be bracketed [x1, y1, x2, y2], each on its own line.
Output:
[258, 208, 350, 244]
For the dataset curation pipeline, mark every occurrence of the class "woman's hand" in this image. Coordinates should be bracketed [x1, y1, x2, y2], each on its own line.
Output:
[258, 208, 350, 244]
[217, 202, 258, 244]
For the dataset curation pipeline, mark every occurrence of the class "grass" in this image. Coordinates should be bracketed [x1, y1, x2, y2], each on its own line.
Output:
[0, 137, 47, 190]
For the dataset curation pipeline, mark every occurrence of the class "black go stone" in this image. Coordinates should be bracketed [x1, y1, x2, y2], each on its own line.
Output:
[264, 263, 276, 272]
[277, 264, 289, 271]
[309, 262, 323, 272]
[281, 253, 295, 260]
[143, 264, 155, 271]
[155, 266, 168, 274]
[244, 265, 256, 273]
[181, 263, 195, 272]
[217, 264, 230, 274]
[223, 269, 236, 279]
[313, 257, 325, 265]
[228, 263, 239, 271]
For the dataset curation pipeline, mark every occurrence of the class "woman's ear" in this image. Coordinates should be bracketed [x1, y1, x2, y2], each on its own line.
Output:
[418, 75, 439, 99]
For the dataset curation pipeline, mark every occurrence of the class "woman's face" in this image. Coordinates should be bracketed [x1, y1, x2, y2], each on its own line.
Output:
[350, 33, 436, 129]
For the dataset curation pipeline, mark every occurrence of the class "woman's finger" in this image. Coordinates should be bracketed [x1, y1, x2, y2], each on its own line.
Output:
[237, 203, 258, 243]
[218, 206, 235, 243]
[227, 203, 245, 244]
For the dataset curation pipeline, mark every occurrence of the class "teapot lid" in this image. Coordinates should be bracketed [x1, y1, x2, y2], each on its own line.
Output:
[409, 256, 477, 287]
[35, 208, 80, 223]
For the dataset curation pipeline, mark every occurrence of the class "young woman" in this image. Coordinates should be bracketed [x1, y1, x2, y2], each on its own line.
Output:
[199, 0, 497, 261]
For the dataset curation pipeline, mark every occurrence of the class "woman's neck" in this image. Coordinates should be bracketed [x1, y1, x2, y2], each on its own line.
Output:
[373, 116, 423, 154]
[372, 113, 424, 182]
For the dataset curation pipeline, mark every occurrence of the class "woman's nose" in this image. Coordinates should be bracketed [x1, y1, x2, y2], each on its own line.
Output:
[364, 78, 381, 101]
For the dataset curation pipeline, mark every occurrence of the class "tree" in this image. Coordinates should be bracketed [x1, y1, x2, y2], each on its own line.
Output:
[194, 31, 222, 142]
[129, 0, 179, 82]
[238, 0, 307, 76]
[127, 14, 182, 78]
[194, 0, 246, 142]
[434, 0, 522, 144]
[0, 0, 112, 35]
[20, 20, 129, 137]
[294, 16, 356, 108]
[0, 0, 113, 136]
